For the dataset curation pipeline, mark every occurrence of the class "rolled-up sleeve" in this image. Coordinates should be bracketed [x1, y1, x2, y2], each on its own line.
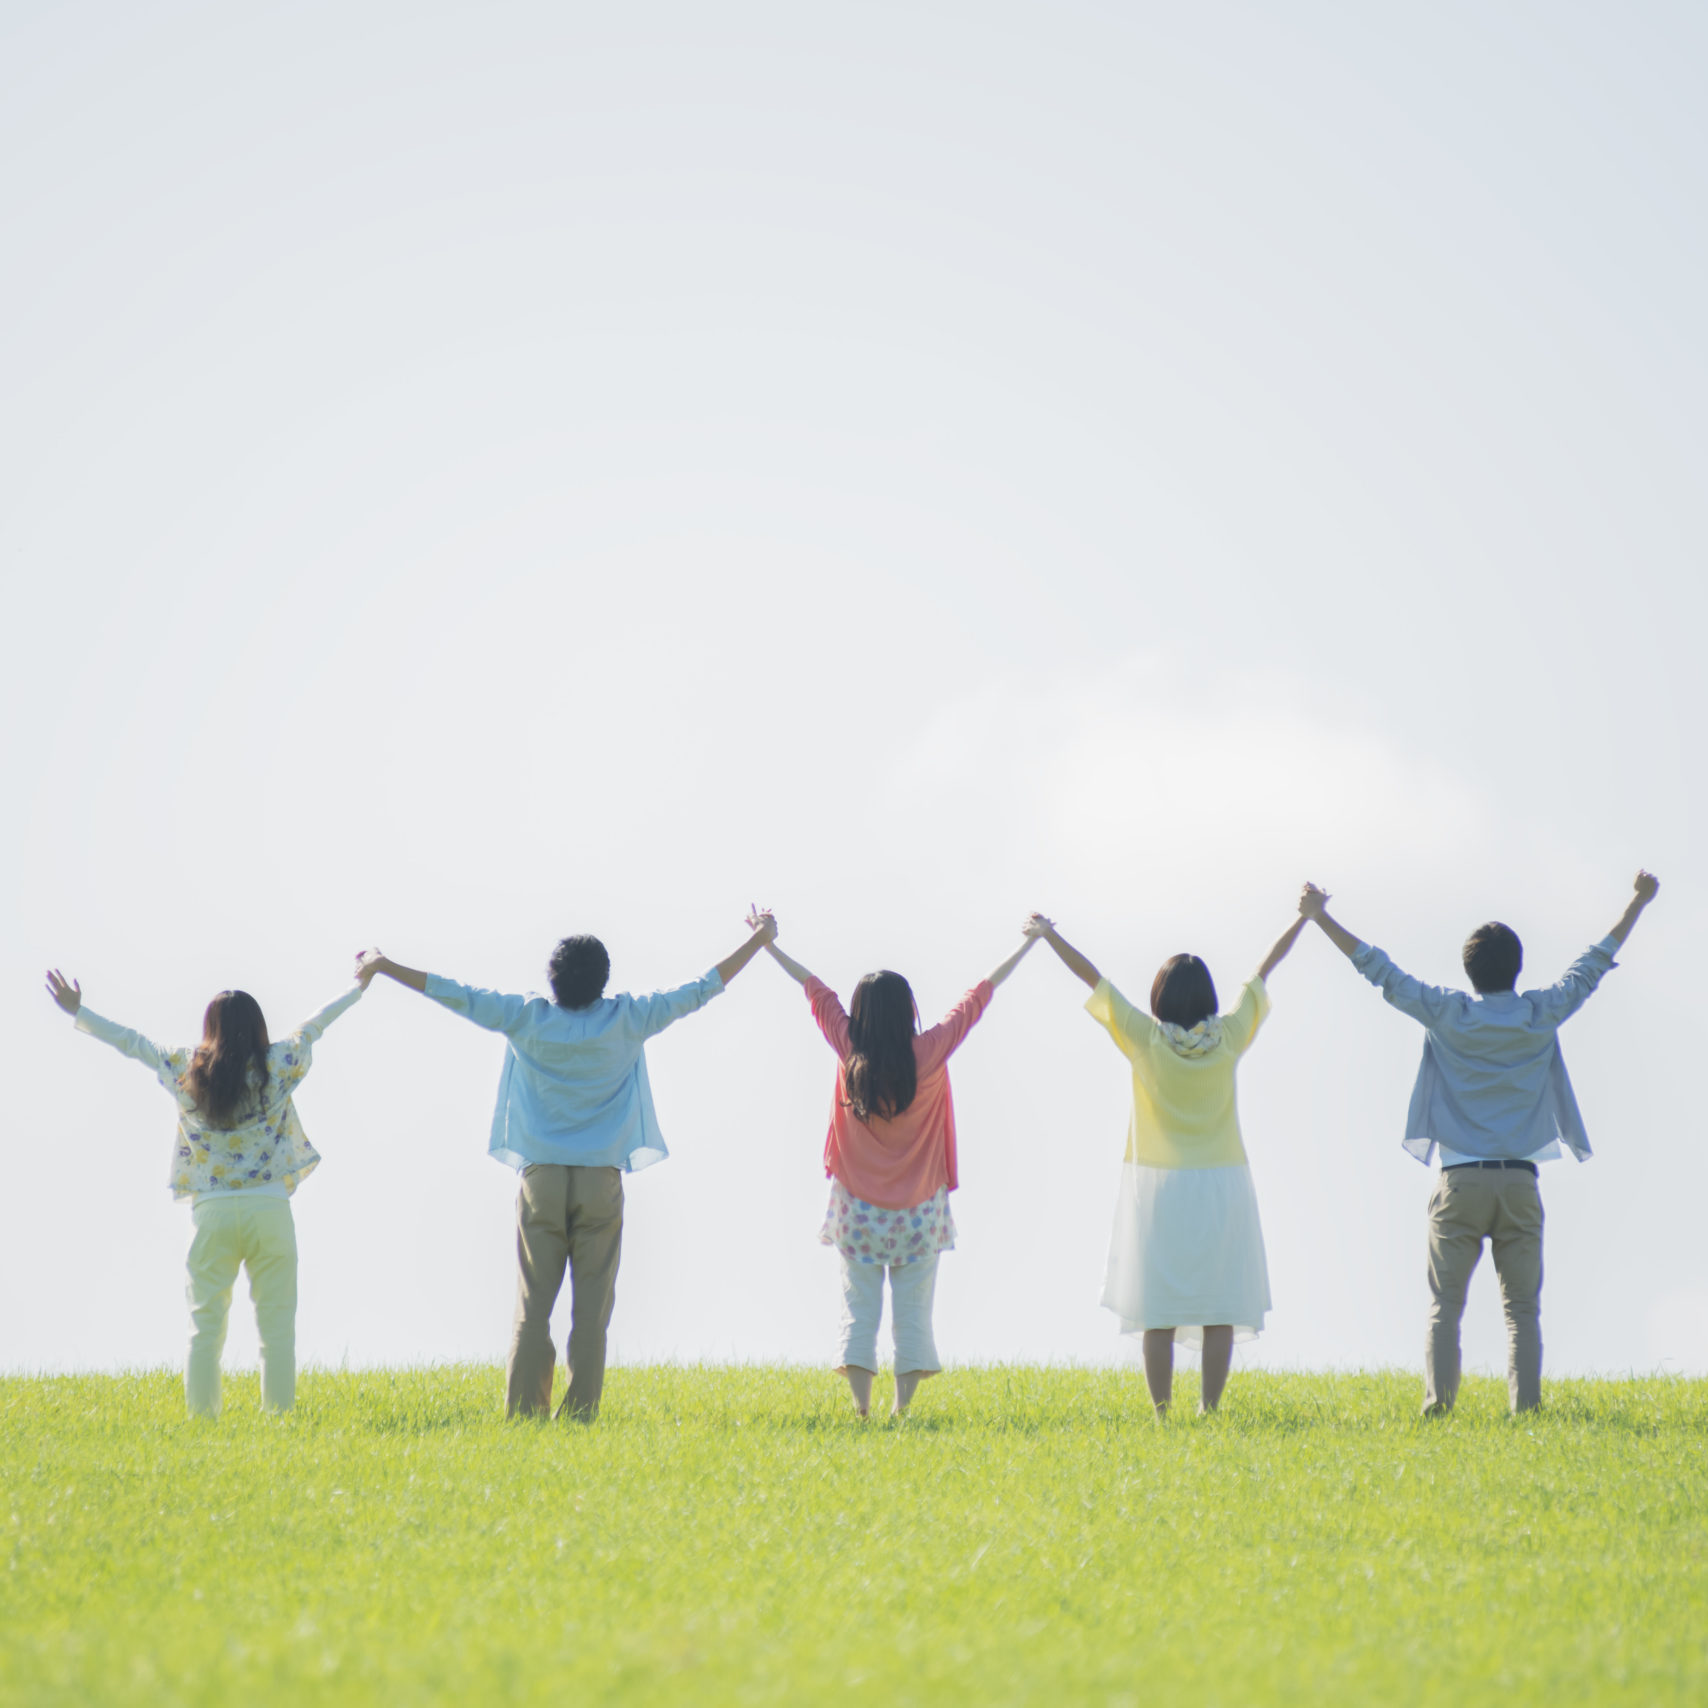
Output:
[424, 976, 531, 1035]
[1351, 944, 1455, 1025]
[629, 969, 725, 1040]
[1531, 936, 1619, 1027]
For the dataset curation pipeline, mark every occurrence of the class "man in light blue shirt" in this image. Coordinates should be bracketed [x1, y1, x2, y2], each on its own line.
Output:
[1301, 871, 1659, 1415]
[360, 913, 777, 1419]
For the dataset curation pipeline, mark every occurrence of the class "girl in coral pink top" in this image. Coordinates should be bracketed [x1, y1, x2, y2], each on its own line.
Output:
[751, 909, 1043, 1417]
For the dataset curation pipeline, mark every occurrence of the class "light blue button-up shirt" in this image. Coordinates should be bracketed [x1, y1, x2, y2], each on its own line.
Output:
[1351, 936, 1619, 1166]
[424, 969, 725, 1172]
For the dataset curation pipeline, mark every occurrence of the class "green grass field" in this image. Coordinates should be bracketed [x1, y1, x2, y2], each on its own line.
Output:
[2, 1366, 1704, 1706]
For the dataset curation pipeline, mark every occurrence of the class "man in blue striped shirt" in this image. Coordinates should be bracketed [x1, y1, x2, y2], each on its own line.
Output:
[1301, 871, 1659, 1414]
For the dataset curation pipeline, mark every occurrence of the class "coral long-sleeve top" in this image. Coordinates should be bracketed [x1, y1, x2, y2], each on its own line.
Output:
[805, 975, 994, 1210]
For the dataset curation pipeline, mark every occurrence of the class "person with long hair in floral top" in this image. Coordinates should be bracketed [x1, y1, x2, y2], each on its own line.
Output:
[45, 961, 376, 1416]
[1028, 906, 1308, 1417]
[753, 910, 1044, 1418]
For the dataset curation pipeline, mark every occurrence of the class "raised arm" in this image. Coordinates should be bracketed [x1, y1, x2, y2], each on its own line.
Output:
[293, 983, 366, 1046]
[47, 969, 172, 1078]
[987, 920, 1047, 989]
[1607, 870, 1660, 948]
[1300, 885, 1457, 1025]
[354, 949, 523, 1034]
[1257, 914, 1309, 982]
[1299, 884, 1362, 959]
[747, 906, 815, 985]
[1028, 914, 1101, 990]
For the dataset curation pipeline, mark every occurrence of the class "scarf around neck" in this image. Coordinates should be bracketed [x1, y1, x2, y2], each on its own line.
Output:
[1157, 1015, 1223, 1057]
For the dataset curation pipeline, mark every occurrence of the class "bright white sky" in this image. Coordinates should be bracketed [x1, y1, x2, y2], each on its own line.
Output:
[3, 2, 1704, 1385]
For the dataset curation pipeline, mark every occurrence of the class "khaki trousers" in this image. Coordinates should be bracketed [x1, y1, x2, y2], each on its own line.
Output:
[507, 1164, 624, 1420]
[185, 1195, 298, 1417]
[1424, 1166, 1544, 1414]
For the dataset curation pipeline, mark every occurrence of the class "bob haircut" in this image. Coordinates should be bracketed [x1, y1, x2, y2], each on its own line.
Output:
[1463, 922, 1523, 994]
[844, 970, 920, 1122]
[180, 990, 271, 1128]
[1150, 954, 1219, 1030]
[549, 935, 611, 1009]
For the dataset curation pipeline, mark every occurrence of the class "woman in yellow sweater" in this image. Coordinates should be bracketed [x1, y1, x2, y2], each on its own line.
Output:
[1030, 906, 1308, 1415]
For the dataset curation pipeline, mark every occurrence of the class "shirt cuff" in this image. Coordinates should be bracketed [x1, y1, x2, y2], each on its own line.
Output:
[1593, 934, 1620, 957]
[704, 967, 726, 996]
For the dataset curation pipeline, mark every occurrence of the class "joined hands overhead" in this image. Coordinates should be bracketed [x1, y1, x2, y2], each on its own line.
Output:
[743, 906, 779, 945]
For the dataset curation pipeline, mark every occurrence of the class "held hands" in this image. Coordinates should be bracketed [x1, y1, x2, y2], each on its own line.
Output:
[1024, 913, 1054, 940]
[1634, 869, 1660, 903]
[738, 906, 806, 985]
[45, 969, 81, 1015]
[1299, 883, 1330, 920]
[744, 905, 779, 945]
[354, 948, 388, 989]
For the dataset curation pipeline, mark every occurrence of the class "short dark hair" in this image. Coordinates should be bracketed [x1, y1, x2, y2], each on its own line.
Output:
[1150, 953, 1218, 1029]
[1463, 922, 1522, 994]
[548, 935, 610, 1008]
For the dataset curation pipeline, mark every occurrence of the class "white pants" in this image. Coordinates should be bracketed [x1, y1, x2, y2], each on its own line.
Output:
[185, 1196, 298, 1416]
[837, 1252, 941, 1374]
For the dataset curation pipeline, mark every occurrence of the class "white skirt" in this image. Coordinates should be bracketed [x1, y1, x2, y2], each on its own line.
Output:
[1102, 1161, 1272, 1347]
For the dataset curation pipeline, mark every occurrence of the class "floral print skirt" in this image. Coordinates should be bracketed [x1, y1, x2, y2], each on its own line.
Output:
[820, 1180, 956, 1266]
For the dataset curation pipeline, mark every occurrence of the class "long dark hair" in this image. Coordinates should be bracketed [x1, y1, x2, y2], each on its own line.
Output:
[180, 990, 271, 1127]
[844, 971, 920, 1122]
[1150, 954, 1218, 1029]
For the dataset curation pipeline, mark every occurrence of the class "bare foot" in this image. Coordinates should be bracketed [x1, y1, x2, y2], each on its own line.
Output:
[840, 1365, 874, 1418]
[892, 1370, 935, 1417]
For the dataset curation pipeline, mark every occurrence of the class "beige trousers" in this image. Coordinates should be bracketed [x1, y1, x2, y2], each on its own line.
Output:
[185, 1195, 298, 1417]
[507, 1164, 624, 1420]
[1425, 1166, 1544, 1414]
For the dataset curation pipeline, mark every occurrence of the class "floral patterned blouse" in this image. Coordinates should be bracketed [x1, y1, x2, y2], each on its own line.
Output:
[820, 1180, 956, 1266]
[72, 986, 364, 1201]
